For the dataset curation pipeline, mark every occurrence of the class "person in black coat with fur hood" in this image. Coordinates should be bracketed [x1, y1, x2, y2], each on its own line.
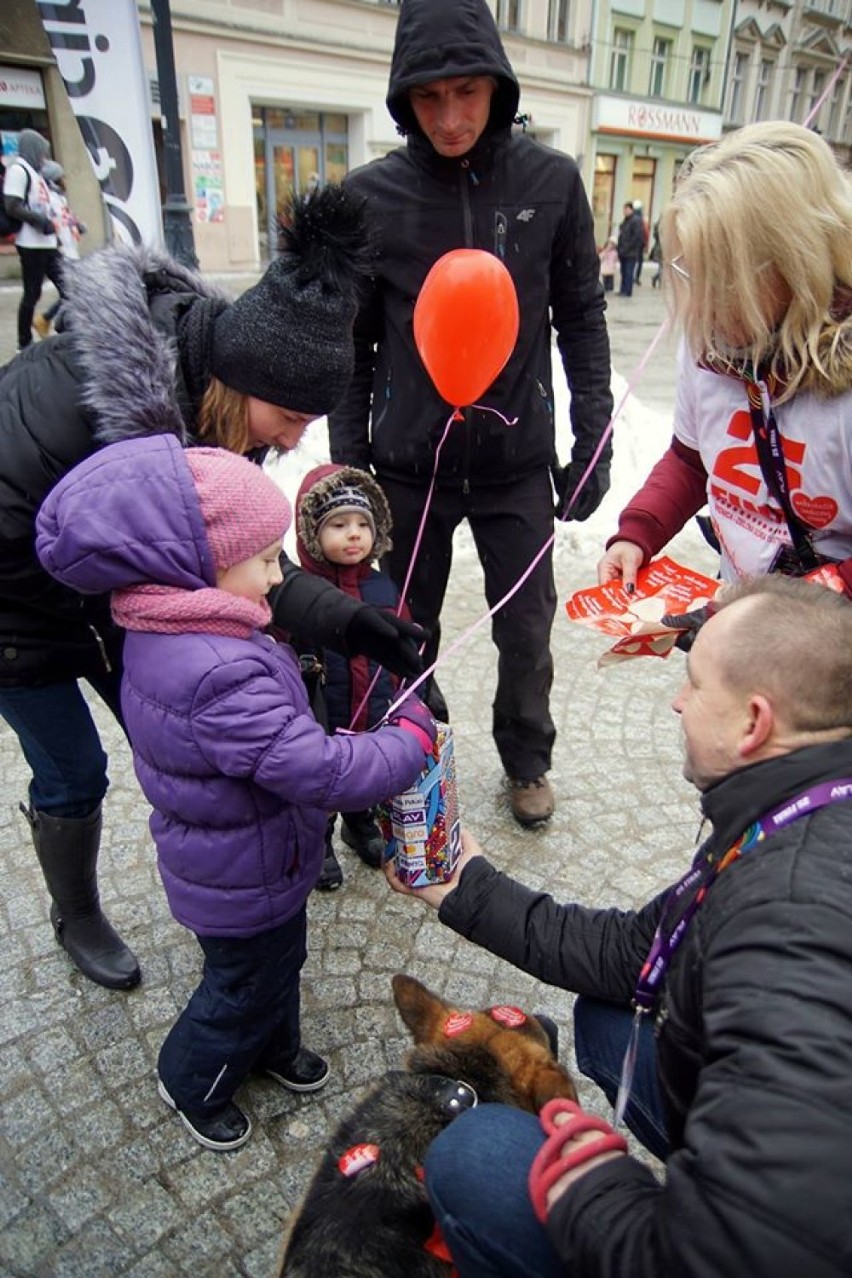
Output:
[0, 185, 424, 992]
[328, 0, 614, 829]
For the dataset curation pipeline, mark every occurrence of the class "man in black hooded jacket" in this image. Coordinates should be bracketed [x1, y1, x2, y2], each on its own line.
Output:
[329, 0, 614, 827]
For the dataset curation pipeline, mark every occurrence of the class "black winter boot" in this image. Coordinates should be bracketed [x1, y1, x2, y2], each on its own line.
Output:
[341, 809, 385, 869]
[23, 803, 141, 990]
[316, 817, 343, 891]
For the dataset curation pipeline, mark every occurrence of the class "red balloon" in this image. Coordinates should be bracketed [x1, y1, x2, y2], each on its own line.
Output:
[413, 249, 520, 409]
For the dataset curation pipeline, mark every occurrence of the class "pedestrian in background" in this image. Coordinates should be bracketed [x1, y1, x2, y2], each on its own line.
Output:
[329, 0, 613, 827]
[2, 129, 62, 350]
[598, 236, 618, 292]
[616, 200, 644, 297]
[632, 199, 649, 285]
[33, 160, 86, 339]
[36, 436, 436, 1152]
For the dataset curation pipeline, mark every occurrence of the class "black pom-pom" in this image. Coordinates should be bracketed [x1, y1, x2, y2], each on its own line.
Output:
[276, 183, 371, 296]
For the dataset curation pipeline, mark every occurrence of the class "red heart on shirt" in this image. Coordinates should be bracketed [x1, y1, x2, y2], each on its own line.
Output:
[791, 492, 838, 529]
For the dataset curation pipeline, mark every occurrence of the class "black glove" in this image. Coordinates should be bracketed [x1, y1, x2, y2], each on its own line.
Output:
[660, 606, 713, 653]
[554, 459, 611, 522]
[345, 606, 427, 680]
[39, 216, 55, 235]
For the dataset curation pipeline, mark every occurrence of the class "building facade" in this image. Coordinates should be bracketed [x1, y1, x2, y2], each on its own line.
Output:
[585, 0, 737, 246]
[136, 0, 594, 271]
[2, 0, 850, 273]
[726, 0, 851, 166]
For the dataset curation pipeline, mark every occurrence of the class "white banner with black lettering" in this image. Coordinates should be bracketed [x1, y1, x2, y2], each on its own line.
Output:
[39, 0, 163, 247]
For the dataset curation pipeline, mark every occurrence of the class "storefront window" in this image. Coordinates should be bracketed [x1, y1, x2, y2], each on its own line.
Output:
[253, 106, 349, 262]
[592, 153, 617, 245]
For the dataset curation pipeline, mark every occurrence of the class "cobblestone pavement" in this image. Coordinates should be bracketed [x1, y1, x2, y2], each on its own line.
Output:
[0, 273, 717, 1276]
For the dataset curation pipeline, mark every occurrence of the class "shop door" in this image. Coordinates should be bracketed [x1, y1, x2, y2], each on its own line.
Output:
[253, 108, 348, 262]
[255, 138, 319, 261]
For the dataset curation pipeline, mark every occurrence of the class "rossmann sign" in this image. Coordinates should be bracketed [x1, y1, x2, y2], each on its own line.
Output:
[594, 95, 723, 145]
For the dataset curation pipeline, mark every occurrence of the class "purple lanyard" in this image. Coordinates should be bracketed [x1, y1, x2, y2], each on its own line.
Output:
[614, 778, 852, 1127]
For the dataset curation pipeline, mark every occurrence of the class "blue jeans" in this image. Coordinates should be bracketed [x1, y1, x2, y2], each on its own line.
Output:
[618, 254, 635, 296]
[424, 997, 668, 1277]
[0, 673, 124, 817]
[574, 996, 668, 1160]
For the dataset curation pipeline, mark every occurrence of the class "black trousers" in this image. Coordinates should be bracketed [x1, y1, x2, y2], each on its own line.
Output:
[379, 469, 556, 779]
[16, 245, 64, 348]
[158, 906, 307, 1116]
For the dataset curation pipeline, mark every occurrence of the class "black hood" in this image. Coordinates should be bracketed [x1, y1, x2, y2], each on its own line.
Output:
[387, 0, 520, 136]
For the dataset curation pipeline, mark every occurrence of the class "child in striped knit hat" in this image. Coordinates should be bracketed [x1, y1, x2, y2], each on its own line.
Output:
[293, 463, 410, 889]
[35, 434, 436, 1152]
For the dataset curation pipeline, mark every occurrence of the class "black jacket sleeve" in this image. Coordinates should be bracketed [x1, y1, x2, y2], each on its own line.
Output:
[439, 857, 662, 1003]
[327, 275, 382, 470]
[268, 556, 357, 649]
[442, 840, 852, 1278]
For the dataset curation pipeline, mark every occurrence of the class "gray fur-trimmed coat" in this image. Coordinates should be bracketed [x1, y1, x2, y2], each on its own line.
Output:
[0, 247, 356, 688]
[0, 246, 219, 686]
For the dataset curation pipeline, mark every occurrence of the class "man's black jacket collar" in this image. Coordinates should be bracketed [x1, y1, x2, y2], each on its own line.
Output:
[700, 737, 852, 857]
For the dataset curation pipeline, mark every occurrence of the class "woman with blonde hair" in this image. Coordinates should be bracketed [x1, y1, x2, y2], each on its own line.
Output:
[598, 120, 852, 594]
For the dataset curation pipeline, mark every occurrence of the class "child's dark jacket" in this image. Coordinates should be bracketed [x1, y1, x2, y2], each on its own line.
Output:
[295, 463, 405, 732]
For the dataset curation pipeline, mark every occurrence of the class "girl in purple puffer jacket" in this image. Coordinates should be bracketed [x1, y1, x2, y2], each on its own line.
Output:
[35, 434, 436, 1152]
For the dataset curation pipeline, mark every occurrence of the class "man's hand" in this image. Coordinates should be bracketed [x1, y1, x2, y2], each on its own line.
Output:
[345, 607, 427, 680]
[529, 1099, 628, 1223]
[555, 459, 611, 522]
[597, 540, 644, 591]
[383, 829, 484, 908]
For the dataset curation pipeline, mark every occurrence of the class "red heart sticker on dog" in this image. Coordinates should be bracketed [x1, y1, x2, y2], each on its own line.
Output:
[490, 1005, 527, 1028]
[444, 1012, 473, 1037]
[338, 1143, 380, 1177]
[791, 492, 838, 529]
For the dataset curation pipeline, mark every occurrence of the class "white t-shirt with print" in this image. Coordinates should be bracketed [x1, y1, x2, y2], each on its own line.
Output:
[4, 158, 58, 249]
[674, 342, 852, 580]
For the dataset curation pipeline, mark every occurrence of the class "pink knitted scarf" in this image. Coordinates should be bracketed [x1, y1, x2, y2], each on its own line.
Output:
[112, 583, 271, 638]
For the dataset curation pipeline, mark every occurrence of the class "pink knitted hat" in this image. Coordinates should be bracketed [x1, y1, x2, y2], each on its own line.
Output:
[184, 448, 292, 572]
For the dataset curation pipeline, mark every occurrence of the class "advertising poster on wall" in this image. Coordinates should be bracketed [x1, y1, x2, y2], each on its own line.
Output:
[189, 75, 224, 223]
[38, 0, 163, 247]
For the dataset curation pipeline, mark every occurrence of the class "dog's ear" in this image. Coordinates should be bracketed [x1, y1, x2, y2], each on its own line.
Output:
[528, 1060, 579, 1112]
[392, 974, 451, 1043]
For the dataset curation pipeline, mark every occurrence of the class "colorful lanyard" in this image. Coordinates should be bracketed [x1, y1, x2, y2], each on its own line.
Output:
[614, 778, 852, 1127]
[744, 371, 822, 572]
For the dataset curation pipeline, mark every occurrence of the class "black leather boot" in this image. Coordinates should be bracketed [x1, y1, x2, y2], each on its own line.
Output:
[316, 816, 343, 891]
[23, 803, 141, 989]
[340, 809, 385, 869]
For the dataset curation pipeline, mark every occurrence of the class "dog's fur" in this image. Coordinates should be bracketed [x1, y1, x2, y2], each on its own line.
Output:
[277, 974, 577, 1277]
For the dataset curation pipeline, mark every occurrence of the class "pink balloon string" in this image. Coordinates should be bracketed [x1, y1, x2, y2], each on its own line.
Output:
[349, 402, 520, 729]
[382, 314, 673, 723]
[558, 314, 671, 520]
[372, 105, 851, 729]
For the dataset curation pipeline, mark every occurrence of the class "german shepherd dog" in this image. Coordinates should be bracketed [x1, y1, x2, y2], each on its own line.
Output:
[277, 974, 577, 1277]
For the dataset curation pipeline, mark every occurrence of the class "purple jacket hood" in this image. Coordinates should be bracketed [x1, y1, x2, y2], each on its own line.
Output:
[36, 435, 216, 594]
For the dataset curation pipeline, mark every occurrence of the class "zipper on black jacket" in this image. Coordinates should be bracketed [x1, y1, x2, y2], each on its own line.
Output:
[88, 624, 113, 674]
[459, 161, 477, 491]
[494, 211, 507, 261]
[460, 160, 475, 247]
